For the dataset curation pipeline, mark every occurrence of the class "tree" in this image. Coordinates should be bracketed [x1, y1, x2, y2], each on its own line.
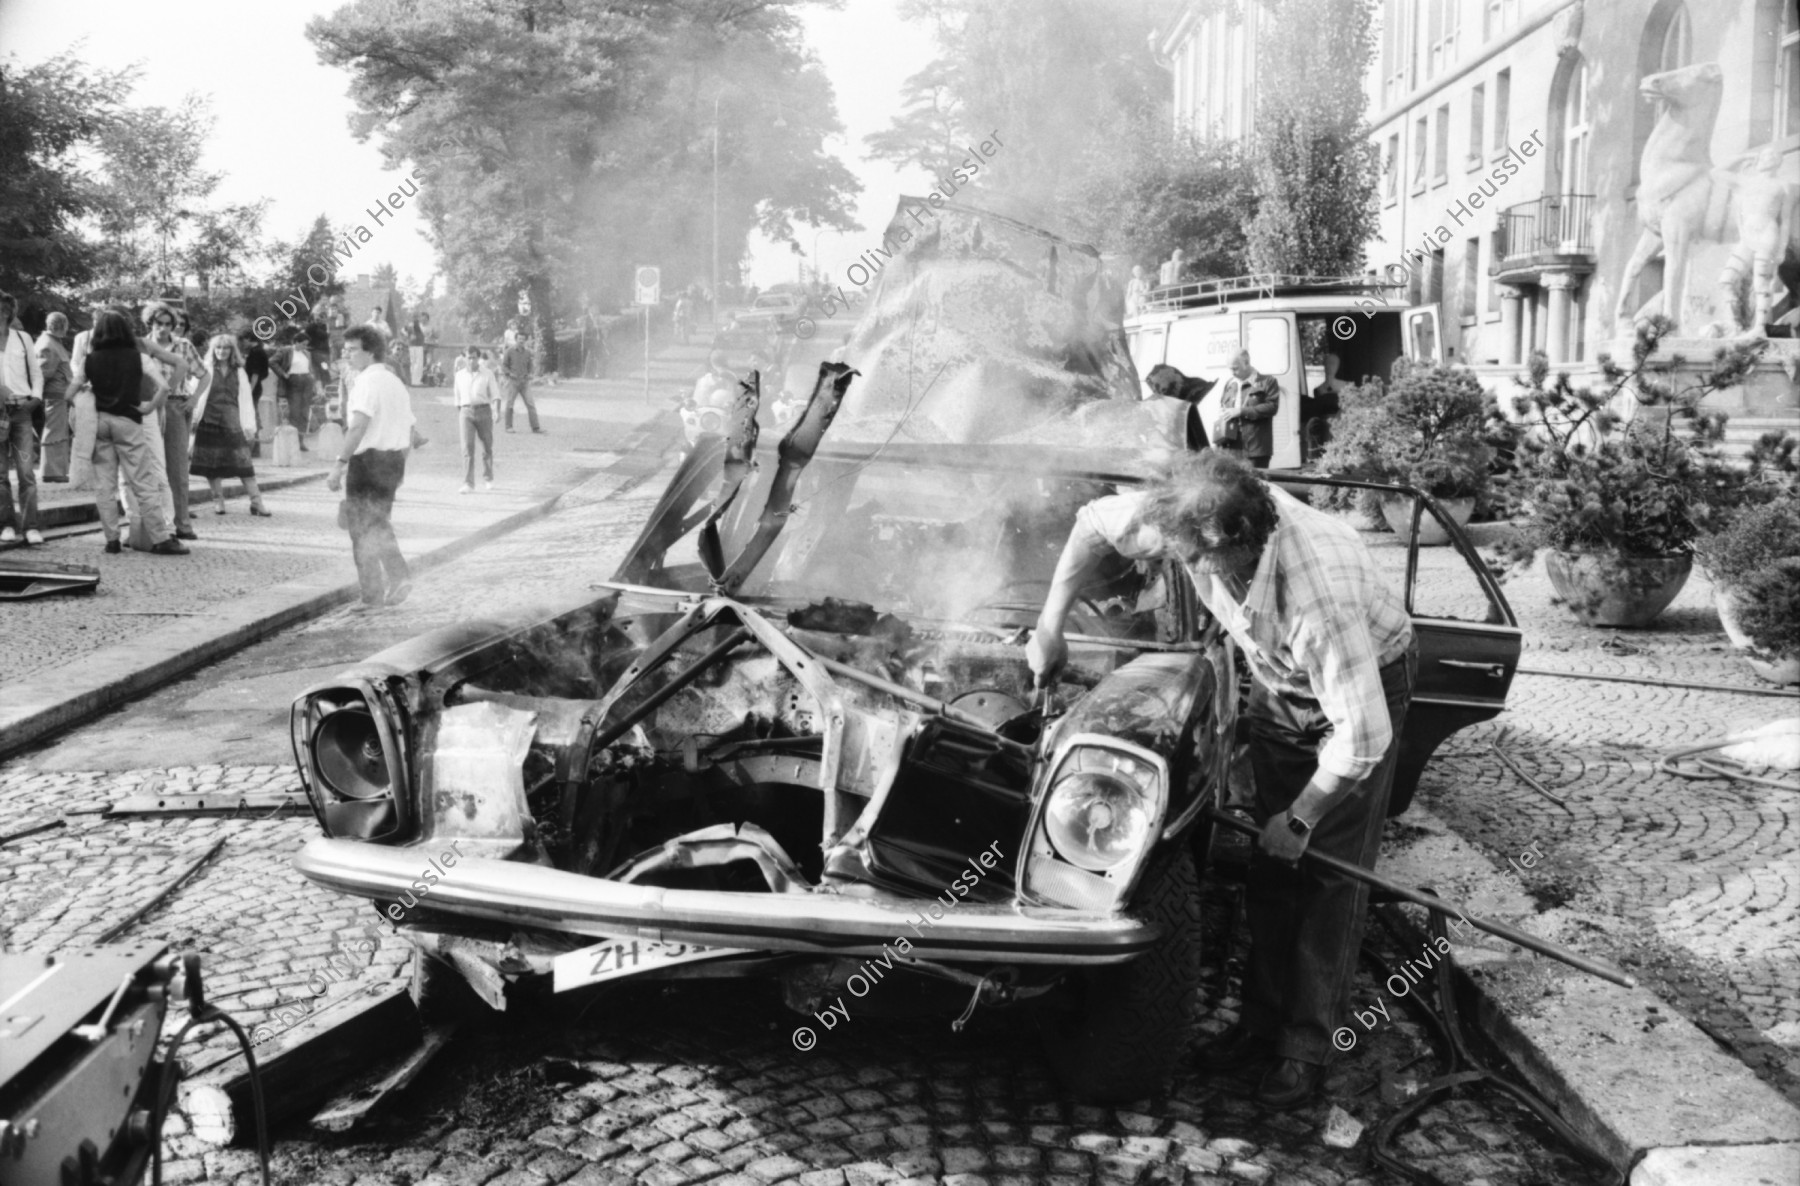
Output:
[877, 0, 1178, 218]
[91, 96, 221, 290]
[309, 0, 860, 373]
[277, 215, 345, 301]
[184, 200, 269, 296]
[1244, 0, 1380, 275]
[1063, 117, 1257, 276]
[0, 51, 129, 299]
[863, 62, 966, 182]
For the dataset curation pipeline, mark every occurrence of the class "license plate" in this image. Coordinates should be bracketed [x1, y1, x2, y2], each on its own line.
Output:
[552, 936, 746, 992]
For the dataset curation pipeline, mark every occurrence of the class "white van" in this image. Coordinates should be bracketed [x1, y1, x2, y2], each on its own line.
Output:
[1124, 275, 1443, 469]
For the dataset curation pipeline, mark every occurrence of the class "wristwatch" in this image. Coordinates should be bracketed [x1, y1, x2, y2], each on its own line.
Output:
[1285, 812, 1313, 838]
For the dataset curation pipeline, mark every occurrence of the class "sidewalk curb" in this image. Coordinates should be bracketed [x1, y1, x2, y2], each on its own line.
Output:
[1376, 896, 1800, 1179]
[0, 485, 567, 761]
[28, 470, 327, 532]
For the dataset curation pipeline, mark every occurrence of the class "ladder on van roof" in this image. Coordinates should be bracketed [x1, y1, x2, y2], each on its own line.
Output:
[1140, 273, 1406, 313]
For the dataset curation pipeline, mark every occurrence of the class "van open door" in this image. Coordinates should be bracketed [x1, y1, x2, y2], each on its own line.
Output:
[1403, 305, 1441, 366]
[1240, 312, 1303, 469]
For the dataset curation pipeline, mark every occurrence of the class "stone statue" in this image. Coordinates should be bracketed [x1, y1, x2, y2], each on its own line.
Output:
[1712, 146, 1799, 335]
[1613, 63, 1725, 332]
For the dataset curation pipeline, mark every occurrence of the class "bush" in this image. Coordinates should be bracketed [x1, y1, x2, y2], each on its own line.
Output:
[1493, 320, 1762, 564]
[1314, 362, 1500, 504]
[1736, 558, 1800, 656]
[1694, 499, 1800, 589]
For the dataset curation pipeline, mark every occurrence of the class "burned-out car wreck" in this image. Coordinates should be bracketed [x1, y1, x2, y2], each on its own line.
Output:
[292, 208, 1521, 1102]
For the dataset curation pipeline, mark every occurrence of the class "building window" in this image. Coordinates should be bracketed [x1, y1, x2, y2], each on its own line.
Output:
[1781, 1, 1800, 141]
[1632, 2, 1693, 184]
[1434, 103, 1450, 182]
[1553, 55, 1591, 196]
[1468, 84, 1485, 167]
[1427, 0, 1460, 80]
[1488, 229, 1503, 311]
[1386, 133, 1400, 200]
[1426, 248, 1446, 304]
[1463, 238, 1480, 319]
[1484, 0, 1519, 41]
[1413, 114, 1430, 190]
[1382, 0, 1409, 108]
[1493, 68, 1511, 153]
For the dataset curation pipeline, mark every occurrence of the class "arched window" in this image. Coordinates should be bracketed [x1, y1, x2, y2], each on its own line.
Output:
[1550, 53, 1590, 196]
[1631, 0, 1693, 189]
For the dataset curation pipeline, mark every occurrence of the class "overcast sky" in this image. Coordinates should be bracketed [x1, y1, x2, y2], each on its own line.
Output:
[0, 0, 939, 295]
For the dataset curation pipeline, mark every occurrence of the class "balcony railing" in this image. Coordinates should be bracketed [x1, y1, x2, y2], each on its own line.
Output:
[1493, 194, 1595, 274]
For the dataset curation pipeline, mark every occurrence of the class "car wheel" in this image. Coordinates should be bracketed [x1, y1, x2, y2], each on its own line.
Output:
[1038, 845, 1203, 1103]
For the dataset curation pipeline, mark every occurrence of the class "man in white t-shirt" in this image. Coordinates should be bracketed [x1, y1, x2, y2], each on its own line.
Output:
[327, 324, 416, 607]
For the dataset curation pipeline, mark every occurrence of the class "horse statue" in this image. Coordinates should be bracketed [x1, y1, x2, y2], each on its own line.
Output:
[1613, 62, 1727, 332]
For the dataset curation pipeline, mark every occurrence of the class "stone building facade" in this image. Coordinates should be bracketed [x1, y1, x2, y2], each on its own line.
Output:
[1160, 0, 1798, 370]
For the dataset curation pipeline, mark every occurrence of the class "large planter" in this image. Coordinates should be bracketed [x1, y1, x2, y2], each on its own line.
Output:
[1380, 496, 1475, 547]
[1544, 550, 1693, 628]
[1745, 651, 1800, 686]
[1714, 586, 1754, 650]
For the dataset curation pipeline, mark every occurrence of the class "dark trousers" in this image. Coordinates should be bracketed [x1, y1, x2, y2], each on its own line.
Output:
[345, 449, 410, 604]
[459, 404, 494, 485]
[161, 397, 193, 530]
[286, 374, 315, 435]
[1239, 646, 1416, 1065]
[504, 377, 539, 430]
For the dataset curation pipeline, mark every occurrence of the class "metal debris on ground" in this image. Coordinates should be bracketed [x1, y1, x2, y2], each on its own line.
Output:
[1491, 726, 1572, 810]
[105, 790, 312, 818]
[0, 558, 100, 599]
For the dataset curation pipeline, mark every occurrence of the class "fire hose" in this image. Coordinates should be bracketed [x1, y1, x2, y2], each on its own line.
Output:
[1203, 807, 1628, 1184]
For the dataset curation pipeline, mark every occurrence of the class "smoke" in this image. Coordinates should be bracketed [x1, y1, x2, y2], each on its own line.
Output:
[828, 200, 1141, 447]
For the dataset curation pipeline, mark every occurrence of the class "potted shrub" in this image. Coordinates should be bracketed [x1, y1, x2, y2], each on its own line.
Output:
[1314, 362, 1499, 545]
[1494, 320, 1762, 628]
[1694, 482, 1800, 681]
[1734, 560, 1800, 684]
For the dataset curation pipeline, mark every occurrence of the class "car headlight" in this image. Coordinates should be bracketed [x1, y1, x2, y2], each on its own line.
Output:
[291, 680, 411, 841]
[1044, 769, 1155, 872]
[1024, 735, 1167, 911]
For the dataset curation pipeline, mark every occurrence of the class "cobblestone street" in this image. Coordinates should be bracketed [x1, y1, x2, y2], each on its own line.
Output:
[13, 450, 1787, 1182]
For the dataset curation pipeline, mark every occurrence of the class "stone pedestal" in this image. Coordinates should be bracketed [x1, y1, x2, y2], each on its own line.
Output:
[314, 421, 346, 461]
[271, 426, 302, 467]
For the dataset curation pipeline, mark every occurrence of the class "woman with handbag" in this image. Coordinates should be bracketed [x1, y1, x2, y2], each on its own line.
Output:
[190, 334, 271, 516]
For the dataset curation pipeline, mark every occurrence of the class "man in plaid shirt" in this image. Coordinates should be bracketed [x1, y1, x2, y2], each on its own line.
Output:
[1028, 451, 1416, 1108]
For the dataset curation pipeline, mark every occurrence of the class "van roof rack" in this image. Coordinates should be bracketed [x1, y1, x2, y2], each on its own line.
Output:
[1140, 273, 1405, 312]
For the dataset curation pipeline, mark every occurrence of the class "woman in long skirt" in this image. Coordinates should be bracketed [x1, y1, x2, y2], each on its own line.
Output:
[190, 334, 271, 516]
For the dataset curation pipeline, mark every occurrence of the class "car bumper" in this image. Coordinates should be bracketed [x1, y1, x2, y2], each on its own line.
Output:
[296, 839, 1159, 965]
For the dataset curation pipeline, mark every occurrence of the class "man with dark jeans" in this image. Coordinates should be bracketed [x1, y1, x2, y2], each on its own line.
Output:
[327, 325, 414, 607]
[1212, 350, 1282, 469]
[1028, 451, 1414, 1109]
[272, 328, 317, 449]
[501, 339, 540, 433]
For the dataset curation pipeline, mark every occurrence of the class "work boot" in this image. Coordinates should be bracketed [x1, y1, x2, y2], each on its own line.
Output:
[104, 538, 122, 554]
[1255, 1058, 1325, 1109]
[150, 537, 190, 555]
[1191, 1024, 1274, 1074]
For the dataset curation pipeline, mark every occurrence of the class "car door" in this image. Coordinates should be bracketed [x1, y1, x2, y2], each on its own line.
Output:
[1388, 490, 1521, 814]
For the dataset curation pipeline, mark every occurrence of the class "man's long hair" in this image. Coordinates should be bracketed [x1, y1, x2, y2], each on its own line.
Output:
[1140, 451, 1278, 562]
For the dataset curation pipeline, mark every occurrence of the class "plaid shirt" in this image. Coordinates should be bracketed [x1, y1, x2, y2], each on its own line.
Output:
[1078, 484, 1414, 784]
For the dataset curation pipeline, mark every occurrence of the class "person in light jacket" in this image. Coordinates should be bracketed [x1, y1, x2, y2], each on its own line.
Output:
[190, 334, 271, 516]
